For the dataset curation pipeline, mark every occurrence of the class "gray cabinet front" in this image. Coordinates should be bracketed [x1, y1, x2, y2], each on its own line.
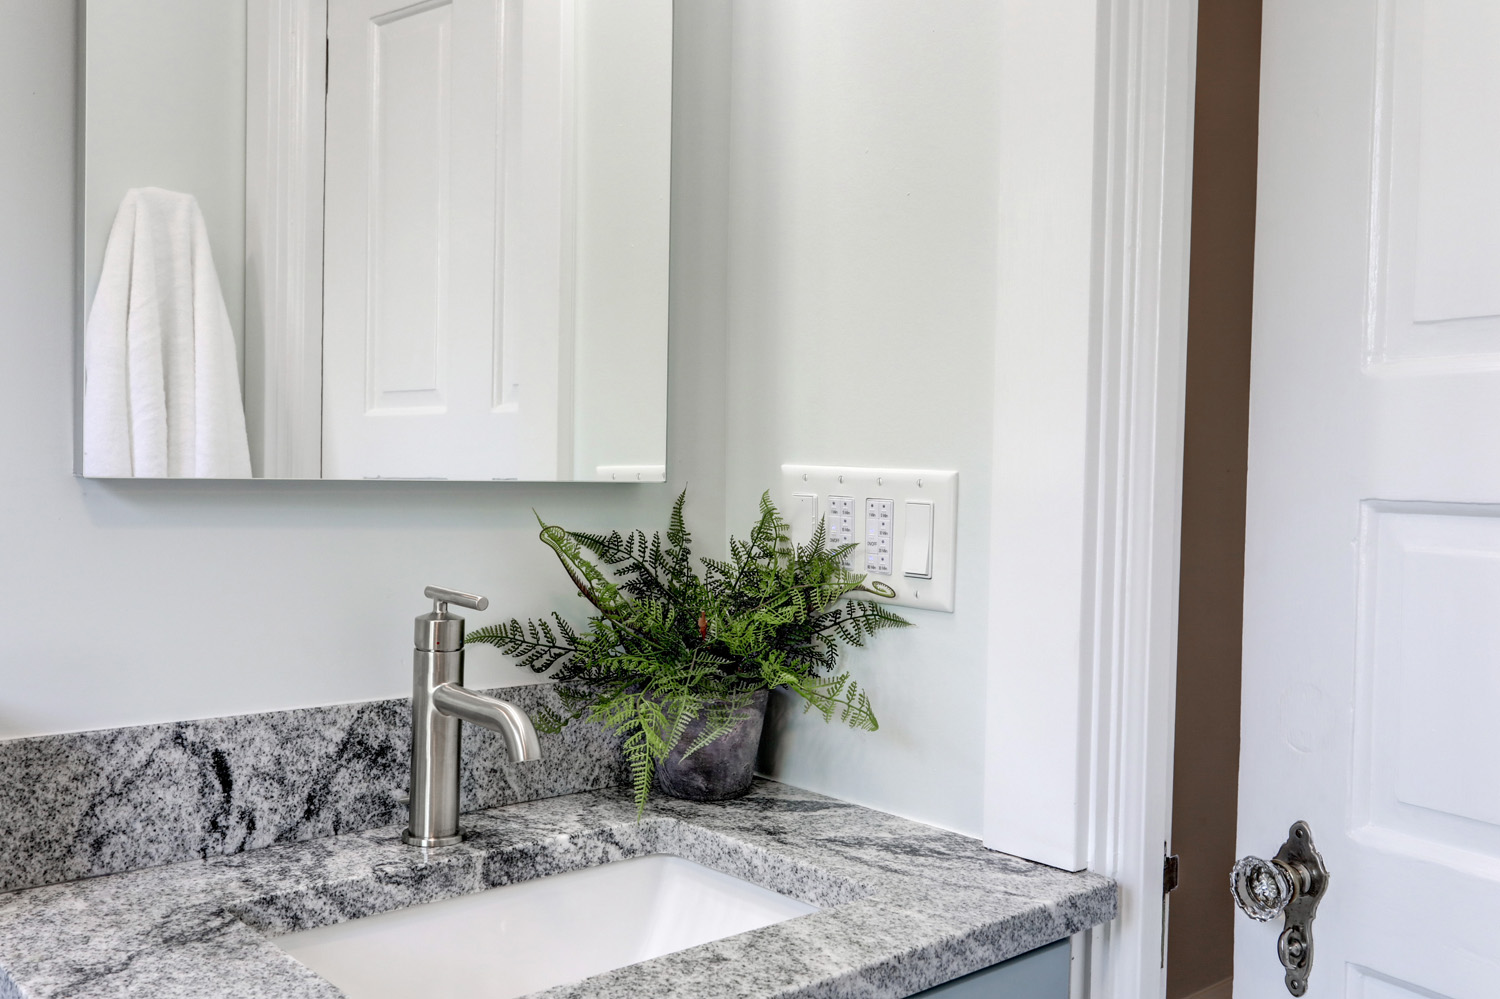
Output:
[910, 939, 1070, 998]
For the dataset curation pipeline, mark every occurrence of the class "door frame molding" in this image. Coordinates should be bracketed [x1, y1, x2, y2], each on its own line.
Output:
[244, 0, 327, 479]
[983, 0, 1198, 993]
[1083, 0, 1198, 993]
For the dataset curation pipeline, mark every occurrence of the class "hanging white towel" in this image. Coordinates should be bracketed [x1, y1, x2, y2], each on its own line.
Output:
[83, 187, 252, 478]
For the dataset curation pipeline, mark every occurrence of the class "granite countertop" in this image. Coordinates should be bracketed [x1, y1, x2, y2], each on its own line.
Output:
[0, 780, 1116, 999]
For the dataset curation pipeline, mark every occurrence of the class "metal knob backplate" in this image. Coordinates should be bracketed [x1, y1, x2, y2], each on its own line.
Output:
[1230, 821, 1328, 997]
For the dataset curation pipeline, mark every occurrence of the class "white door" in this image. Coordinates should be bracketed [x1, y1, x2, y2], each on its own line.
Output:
[322, 0, 564, 480]
[1239, 0, 1500, 995]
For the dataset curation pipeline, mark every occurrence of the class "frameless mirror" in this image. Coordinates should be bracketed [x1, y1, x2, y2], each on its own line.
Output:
[78, 0, 671, 481]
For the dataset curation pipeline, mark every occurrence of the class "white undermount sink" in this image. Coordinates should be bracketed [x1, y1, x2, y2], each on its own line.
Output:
[273, 854, 819, 999]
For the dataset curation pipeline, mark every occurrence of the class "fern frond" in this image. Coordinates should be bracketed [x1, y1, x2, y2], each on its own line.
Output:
[466, 616, 577, 674]
[536, 517, 632, 619]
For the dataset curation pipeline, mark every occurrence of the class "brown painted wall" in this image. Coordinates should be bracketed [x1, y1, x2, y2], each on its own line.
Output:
[1167, 1, 1262, 996]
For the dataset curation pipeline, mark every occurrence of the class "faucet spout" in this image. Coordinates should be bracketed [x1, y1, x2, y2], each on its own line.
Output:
[432, 684, 542, 762]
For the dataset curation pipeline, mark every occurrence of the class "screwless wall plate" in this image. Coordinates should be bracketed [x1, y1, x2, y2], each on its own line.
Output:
[780, 465, 959, 612]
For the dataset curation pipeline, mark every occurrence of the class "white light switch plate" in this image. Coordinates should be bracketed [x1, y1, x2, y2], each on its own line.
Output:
[780, 465, 959, 612]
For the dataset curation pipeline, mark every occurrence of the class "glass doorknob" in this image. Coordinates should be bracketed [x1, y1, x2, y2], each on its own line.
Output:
[1229, 821, 1329, 996]
[1230, 854, 1295, 920]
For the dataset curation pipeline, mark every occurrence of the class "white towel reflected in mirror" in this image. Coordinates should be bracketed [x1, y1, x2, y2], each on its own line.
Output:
[83, 187, 252, 478]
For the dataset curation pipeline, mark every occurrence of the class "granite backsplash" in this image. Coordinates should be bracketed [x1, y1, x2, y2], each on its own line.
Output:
[0, 684, 624, 893]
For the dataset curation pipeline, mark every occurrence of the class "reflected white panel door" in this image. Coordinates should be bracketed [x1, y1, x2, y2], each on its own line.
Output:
[323, 0, 564, 480]
[1240, 0, 1500, 995]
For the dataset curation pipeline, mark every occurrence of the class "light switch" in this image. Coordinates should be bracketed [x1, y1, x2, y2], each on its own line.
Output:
[790, 493, 818, 545]
[903, 501, 934, 579]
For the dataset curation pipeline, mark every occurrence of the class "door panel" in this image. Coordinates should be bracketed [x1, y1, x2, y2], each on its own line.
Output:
[323, 0, 563, 480]
[1369, 0, 1500, 366]
[1240, 0, 1500, 995]
[1347, 966, 1455, 999]
[1354, 505, 1500, 865]
[367, 1, 449, 413]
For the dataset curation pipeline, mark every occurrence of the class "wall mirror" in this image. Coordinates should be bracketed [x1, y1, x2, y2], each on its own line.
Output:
[78, 0, 671, 481]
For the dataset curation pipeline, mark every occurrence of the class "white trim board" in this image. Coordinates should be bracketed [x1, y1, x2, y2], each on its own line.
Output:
[244, 0, 326, 479]
[1083, 0, 1196, 993]
[983, 0, 1197, 996]
[985, 0, 1102, 875]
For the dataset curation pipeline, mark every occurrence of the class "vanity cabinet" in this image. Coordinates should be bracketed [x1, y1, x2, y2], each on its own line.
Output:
[909, 939, 1069, 998]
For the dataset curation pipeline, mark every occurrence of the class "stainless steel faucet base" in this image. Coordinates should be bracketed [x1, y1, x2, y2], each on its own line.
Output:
[401, 831, 465, 848]
[404, 585, 541, 848]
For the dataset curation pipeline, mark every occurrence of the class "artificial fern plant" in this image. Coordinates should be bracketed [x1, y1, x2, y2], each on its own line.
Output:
[467, 490, 911, 812]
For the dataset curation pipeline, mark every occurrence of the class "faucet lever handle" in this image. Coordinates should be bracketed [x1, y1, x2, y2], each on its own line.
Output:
[423, 585, 489, 613]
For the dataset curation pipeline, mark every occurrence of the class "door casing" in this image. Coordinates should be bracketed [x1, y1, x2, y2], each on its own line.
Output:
[981, 0, 1200, 995]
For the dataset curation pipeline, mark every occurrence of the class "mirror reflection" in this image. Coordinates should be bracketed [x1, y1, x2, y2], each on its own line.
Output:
[80, 0, 671, 481]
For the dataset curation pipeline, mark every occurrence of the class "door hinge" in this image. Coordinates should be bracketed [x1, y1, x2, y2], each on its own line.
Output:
[1163, 853, 1180, 895]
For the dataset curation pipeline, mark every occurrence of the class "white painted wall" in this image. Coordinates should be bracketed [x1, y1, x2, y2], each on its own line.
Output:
[727, 2, 1003, 836]
[83, 0, 248, 366]
[0, 0, 729, 739]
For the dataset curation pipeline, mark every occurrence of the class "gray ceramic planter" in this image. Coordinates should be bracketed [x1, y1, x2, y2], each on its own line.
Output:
[655, 690, 770, 801]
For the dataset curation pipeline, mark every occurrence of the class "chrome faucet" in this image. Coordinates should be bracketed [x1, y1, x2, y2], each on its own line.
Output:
[403, 585, 541, 847]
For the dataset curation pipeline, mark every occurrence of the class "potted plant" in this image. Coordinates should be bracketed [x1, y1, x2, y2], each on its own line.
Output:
[468, 491, 911, 812]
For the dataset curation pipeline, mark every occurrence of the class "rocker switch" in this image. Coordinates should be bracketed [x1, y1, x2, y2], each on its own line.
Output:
[903, 501, 934, 579]
[790, 493, 818, 546]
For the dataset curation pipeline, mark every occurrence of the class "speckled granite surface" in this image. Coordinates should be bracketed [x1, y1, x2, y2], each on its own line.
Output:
[0, 685, 625, 893]
[0, 781, 1116, 999]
